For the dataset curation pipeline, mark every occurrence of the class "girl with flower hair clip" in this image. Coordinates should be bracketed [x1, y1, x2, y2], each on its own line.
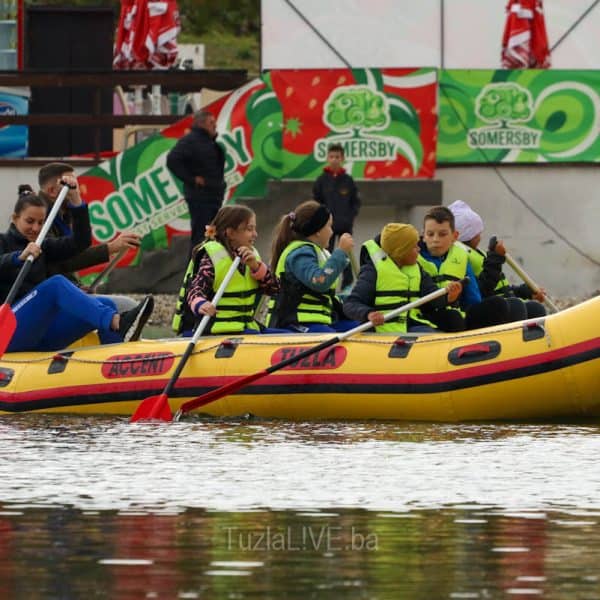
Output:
[268, 199, 357, 333]
[171, 204, 280, 336]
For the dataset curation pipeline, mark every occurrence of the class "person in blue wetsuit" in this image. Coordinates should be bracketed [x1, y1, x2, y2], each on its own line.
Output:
[0, 186, 153, 352]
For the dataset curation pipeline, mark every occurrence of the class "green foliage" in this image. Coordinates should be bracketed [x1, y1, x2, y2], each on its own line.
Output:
[178, 0, 259, 36]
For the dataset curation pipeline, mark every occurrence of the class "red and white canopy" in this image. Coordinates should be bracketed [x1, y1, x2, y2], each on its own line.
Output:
[114, 0, 181, 70]
[501, 0, 551, 69]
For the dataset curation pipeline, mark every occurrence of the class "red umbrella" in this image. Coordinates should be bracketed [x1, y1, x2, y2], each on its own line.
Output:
[113, 0, 138, 69]
[145, 0, 181, 69]
[114, 0, 180, 70]
[501, 0, 551, 68]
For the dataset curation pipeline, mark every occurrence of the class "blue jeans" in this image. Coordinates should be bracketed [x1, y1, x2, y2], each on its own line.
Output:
[9, 275, 119, 352]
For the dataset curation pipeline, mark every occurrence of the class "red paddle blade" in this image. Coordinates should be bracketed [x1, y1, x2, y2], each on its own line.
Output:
[131, 393, 173, 422]
[0, 303, 17, 358]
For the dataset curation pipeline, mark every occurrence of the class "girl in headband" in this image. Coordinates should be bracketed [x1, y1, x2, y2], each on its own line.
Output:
[268, 200, 357, 332]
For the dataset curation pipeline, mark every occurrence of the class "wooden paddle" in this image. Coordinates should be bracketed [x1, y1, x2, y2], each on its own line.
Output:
[0, 184, 71, 357]
[504, 252, 559, 314]
[87, 247, 127, 293]
[174, 280, 461, 420]
[130, 255, 241, 422]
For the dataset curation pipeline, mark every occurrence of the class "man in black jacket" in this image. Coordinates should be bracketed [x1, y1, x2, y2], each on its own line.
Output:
[38, 162, 140, 311]
[166, 110, 226, 256]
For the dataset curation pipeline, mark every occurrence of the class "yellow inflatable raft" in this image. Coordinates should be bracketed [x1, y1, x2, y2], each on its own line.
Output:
[0, 296, 598, 421]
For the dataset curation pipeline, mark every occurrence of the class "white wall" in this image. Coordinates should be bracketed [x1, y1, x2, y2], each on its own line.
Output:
[336, 166, 599, 300]
[261, 0, 600, 69]
[0, 165, 44, 229]
[435, 165, 600, 299]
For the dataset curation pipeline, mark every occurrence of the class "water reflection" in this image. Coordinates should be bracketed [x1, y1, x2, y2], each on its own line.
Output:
[0, 506, 599, 598]
[0, 416, 599, 596]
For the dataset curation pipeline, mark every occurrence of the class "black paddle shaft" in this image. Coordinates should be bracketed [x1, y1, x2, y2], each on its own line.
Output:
[4, 260, 34, 306]
[264, 336, 341, 374]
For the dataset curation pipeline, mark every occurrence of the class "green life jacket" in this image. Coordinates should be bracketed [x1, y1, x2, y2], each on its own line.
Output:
[363, 239, 435, 333]
[268, 240, 337, 328]
[171, 240, 260, 335]
[417, 243, 469, 314]
[468, 247, 512, 296]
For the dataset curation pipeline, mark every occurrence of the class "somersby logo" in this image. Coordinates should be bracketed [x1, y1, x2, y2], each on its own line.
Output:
[468, 82, 541, 150]
[314, 85, 398, 161]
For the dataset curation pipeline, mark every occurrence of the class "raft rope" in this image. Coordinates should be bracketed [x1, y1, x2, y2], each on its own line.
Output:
[0, 321, 543, 366]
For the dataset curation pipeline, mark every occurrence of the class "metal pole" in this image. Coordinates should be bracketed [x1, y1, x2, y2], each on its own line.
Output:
[440, 0, 445, 68]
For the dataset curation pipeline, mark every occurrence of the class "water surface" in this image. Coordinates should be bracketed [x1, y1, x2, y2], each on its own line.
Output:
[0, 416, 599, 598]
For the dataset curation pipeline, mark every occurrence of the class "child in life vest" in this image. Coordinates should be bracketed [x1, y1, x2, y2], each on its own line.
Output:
[173, 204, 279, 336]
[417, 205, 510, 331]
[268, 200, 357, 333]
[448, 200, 546, 321]
[343, 223, 461, 332]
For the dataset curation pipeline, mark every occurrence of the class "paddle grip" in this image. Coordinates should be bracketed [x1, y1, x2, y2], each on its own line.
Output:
[34, 185, 70, 248]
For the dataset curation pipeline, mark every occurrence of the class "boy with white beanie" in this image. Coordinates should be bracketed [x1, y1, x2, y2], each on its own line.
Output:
[448, 200, 546, 320]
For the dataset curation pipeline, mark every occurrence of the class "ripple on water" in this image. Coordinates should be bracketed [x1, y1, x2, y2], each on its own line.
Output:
[0, 416, 599, 513]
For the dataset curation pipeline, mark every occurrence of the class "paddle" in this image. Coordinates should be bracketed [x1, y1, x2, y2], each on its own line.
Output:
[0, 183, 71, 357]
[88, 247, 127, 293]
[503, 252, 559, 313]
[174, 280, 463, 420]
[130, 255, 241, 422]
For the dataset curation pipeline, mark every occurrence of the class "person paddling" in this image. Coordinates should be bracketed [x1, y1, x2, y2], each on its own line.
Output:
[268, 200, 357, 333]
[0, 186, 153, 352]
[172, 204, 281, 336]
[448, 200, 546, 321]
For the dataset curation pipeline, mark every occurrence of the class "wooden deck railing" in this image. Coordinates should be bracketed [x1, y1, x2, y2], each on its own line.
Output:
[0, 69, 248, 163]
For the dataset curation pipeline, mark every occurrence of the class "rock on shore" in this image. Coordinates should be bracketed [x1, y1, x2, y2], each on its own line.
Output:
[130, 293, 177, 328]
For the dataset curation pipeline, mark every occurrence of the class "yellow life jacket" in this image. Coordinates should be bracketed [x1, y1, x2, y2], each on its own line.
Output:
[268, 240, 336, 327]
[172, 240, 260, 335]
[363, 239, 436, 333]
[417, 243, 469, 314]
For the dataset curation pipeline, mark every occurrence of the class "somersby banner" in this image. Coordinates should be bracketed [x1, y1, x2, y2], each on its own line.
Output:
[78, 68, 437, 275]
[438, 69, 600, 163]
